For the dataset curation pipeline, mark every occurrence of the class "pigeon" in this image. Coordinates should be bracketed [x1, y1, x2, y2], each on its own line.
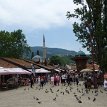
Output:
[75, 96, 79, 101]
[81, 93, 85, 96]
[50, 88, 52, 91]
[51, 90, 54, 93]
[45, 89, 49, 93]
[50, 88, 54, 93]
[93, 98, 96, 102]
[65, 90, 70, 94]
[45, 91, 49, 93]
[78, 100, 82, 103]
[53, 97, 56, 101]
[57, 89, 59, 92]
[36, 97, 39, 100]
[70, 88, 72, 91]
[38, 101, 41, 104]
[88, 97, 90, 100]
[62, 92, 64, 95]
[100, 90, 103, 93]
[74, 94, 77, 97]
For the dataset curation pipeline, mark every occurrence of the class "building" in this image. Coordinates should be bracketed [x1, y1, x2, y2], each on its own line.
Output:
[74, 51, 88, 72]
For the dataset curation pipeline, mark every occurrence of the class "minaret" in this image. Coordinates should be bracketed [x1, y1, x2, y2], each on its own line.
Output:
[43, 34, 46, 63]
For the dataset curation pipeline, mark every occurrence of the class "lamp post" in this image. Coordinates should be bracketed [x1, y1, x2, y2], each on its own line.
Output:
[31, 64, 35, 77]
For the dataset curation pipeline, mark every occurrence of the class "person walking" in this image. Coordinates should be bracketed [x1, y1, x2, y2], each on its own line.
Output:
[30, 77, 34, 88]
[40, 76, 44, 89]
[75, 74, 79, 86]
[67, 73, 70, 86]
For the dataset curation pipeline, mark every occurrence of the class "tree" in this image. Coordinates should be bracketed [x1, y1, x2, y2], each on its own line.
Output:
[49, 55, 73, 66]
[0, 29, 31, 58]
[31, 52, 34, 59]
[66, 0, 107, 72]
[49, 55, 62, 66]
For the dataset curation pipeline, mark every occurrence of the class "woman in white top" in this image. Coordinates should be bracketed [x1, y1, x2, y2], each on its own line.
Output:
[104, 79, 107, 90]
[51, 76, 54, 86]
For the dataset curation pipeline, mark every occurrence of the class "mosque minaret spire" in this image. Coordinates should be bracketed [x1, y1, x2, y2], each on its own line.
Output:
[43, 34, 46, 63]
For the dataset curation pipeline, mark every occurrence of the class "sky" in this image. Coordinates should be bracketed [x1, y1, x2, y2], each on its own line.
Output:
[0, 0, 89, 54]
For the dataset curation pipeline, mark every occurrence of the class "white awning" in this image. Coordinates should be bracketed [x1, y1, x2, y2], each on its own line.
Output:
[0, 68, 31, 75]
[35, 68, 51, 73]
[28, 68, 51, 73]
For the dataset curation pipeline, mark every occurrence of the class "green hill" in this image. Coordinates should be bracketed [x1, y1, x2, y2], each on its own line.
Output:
[31, 46, 77, 58]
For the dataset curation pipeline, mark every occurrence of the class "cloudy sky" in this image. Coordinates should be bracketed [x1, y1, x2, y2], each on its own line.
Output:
[0, 0, 89, 54]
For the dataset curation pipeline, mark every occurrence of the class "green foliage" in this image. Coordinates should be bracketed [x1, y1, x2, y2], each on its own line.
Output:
[31, 52, 34, 59]
[66, 0, 107, 72]
[49, 55, 63, 66]
[49, 55, 74, 66]
[0, 29, 31, 58]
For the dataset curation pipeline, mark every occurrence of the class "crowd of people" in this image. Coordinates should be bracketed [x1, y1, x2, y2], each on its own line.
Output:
[27, 71, 107, 91]
[2, 69, 107, 91]
[29, 72, 79, 89]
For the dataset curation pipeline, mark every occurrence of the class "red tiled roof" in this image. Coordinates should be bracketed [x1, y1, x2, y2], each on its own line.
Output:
[0, 57, 40, 69]
[0, 58, 54, 71]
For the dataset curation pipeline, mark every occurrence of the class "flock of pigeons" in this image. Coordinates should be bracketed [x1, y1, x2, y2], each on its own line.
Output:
[23, 84, 105, 105]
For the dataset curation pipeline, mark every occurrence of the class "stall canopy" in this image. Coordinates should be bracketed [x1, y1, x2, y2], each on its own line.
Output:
[80, 68, 93, 73]
[35, 68, 51, 73]
[28, 68, 51, 73]
[0, 68, 31, 75]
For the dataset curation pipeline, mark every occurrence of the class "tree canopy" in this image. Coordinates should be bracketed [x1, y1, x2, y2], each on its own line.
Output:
[49, 55, 74, 66]
[66, 0, 107, 72]
[0, 29, 31, 58]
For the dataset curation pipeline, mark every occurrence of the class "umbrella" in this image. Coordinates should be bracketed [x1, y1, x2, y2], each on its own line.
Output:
[80, 68, 93, 73]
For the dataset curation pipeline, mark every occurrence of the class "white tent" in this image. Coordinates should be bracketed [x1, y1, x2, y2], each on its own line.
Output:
[0, 68, 31, 75]
[35, 68, 50, 73]
[8, 68, 31, 74]
[0, 68, 11, 75]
